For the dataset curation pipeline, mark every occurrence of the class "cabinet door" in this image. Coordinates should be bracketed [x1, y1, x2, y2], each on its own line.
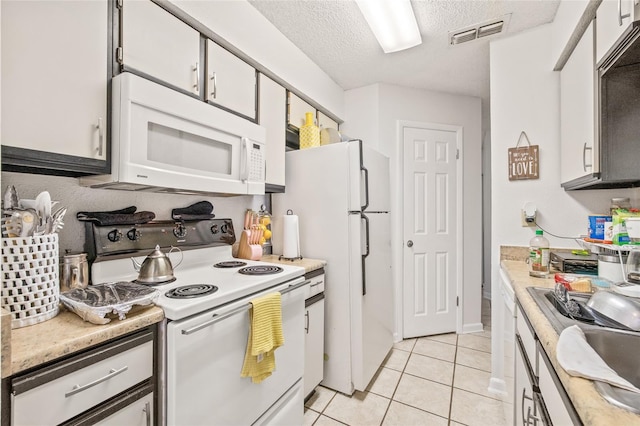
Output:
[259, 74, 287, 188]
[317, 111, 338, 132]
[515, 339, 538, 426]
[121, 0, 200, 95]
[1, 0, 108, 173]
[538, 347, 576, 426]
[95, 392, 153, 426]
[287, 92, 317, 130]
[560, 21, 596, 184]
[596, 0, 636, 63]
[304, 298, 325, 397]
[206, 40, 257, 119]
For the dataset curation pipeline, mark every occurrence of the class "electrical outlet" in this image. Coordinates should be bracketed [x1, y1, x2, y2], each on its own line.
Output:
[521, 210, 536, 227]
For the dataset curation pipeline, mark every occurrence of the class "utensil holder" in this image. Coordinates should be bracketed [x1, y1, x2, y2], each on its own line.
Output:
[1, 234, 59, 328]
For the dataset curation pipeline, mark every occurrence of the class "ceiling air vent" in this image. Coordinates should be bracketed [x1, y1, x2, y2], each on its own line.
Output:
[448, 14, 511, 46]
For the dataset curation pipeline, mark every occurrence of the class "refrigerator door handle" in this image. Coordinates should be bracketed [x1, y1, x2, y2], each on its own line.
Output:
[361, 212, 370, 295]
[358, 140, 370, 211]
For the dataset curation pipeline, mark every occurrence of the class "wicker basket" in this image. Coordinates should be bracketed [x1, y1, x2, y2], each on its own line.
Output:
[1, 234, 59, 328]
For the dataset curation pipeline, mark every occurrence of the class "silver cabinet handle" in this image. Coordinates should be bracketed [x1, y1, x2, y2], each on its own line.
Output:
[65, 366, 128, 397]
[618, 0, 631, 26]
[143, 401, 151, 426]
[583, 143, 593, 172]
[310, 280, 323, 288]
[210, 72, 217, 99]
[96, 117, 104, 157]
[407, 240, 413, 247]
[305, 310, 309, 333]
[521, 388, 532, 426]
[193, 62, 200, 93]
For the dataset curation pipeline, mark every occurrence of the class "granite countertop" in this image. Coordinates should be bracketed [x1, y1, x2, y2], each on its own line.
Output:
[501, 260, 640, 425]
[261, 254, 326, 274]
[2, 305, 164, 379]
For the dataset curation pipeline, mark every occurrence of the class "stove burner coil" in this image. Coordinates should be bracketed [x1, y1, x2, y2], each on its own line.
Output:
[165, 284, 218, 299]
[238, 265, 284, 275]
[214, 261, 248, 268]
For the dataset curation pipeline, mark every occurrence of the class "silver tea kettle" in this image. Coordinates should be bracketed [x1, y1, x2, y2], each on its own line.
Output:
[131, 245, 183, 285]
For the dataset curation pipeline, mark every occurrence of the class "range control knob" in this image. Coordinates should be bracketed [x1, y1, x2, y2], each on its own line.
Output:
[127, 228, 141, 241]
[107, 229, 122, 242]
[174, 223, 187, 239]
[210, 224, 219, 234]
[220, 223, 229, 234]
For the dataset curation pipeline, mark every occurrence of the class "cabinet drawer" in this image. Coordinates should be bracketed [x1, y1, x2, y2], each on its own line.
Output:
[12, 334, 153, 425]
[516, 303, 537, 375]
[307, 272, 325, 298]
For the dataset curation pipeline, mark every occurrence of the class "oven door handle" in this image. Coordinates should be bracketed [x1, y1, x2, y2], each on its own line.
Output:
[181, 279, 309, 336]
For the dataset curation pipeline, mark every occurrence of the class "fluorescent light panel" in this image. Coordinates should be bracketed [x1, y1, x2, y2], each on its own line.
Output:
[356, 0, 422, 53]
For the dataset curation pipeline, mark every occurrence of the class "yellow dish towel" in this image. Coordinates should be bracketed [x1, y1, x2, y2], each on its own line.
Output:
[240, 292, 284, 383]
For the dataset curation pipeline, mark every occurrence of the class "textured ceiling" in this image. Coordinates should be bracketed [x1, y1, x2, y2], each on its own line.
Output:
[248, 0, 560, 109]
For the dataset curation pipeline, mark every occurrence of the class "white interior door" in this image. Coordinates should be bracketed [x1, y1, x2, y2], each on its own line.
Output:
[402, 126, 458, 337]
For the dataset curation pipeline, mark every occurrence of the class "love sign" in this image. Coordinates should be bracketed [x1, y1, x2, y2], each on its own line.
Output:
[508, 132, 539, 181]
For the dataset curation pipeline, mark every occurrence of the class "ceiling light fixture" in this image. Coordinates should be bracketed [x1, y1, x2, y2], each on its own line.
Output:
[355, 0, 422, 54]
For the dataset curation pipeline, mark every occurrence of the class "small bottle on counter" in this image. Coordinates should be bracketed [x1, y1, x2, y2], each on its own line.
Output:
[529, 230, 550, 277]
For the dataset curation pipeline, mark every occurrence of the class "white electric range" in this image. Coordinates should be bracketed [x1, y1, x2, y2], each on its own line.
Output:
[87, 219, 307, 426]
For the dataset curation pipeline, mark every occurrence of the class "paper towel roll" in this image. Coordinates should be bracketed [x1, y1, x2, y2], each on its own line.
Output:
[282, 212, 300, 259]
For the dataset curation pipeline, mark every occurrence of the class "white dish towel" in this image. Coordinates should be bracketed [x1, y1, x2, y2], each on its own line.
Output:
[556, 325, 640, 393]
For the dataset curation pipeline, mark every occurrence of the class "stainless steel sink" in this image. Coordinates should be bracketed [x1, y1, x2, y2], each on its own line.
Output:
[527, 287, 640, 413]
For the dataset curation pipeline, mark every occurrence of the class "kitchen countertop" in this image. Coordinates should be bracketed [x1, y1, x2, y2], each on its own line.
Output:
[261, 254, 326, 274]
[2, 305, 164, 378]
[502, 260, 640, 425]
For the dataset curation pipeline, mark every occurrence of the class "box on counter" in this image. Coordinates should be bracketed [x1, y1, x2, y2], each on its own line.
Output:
[588, 215, 612, 241]
[610, 209, 640, 245]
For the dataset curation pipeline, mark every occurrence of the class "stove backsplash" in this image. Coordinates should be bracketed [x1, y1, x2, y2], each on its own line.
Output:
[1, 171, 267, 255]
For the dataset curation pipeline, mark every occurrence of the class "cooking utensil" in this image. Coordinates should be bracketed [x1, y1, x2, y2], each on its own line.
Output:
[131, 245, 183, 285]
[586, 291, 640, 331]
[627, 250, 640, 284]
[18, 209, 37, 237]
[34, 191, 52, 233]
[3, 185, 19, 210]
[2, 211, 22, 237]
[61, 252, 89, 292]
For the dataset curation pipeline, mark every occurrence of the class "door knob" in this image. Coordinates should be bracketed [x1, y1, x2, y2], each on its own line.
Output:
[407, 240, 413, 247]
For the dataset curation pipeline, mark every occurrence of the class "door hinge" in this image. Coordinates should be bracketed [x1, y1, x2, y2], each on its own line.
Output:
[116, 47, 123, 64]
[456, 149, 460, 160]
[456, 296, 459, 307]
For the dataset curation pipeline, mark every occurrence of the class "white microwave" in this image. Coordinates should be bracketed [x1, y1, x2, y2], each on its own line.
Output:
[81, 73, 266, 195]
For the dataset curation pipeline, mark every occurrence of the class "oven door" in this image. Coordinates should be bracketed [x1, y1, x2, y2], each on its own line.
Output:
[109, 72, 265, 195]
[165, 277, 307, 425]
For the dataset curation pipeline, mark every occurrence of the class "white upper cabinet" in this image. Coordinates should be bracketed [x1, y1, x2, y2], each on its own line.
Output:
[317, 111, 339, 132]
[596, 0, 639, 63]
[1, 0, 108, 166]
[259, 74, 286, 188]
[560, 21, 597, 184]
[287, 92, 317, 130]
[206, 41, 257, 119]
[121, 0, 200, 95]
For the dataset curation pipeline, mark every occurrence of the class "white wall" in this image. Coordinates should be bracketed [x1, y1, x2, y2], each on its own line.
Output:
[489, 22, 639, 389]
[171, 0, 344, 119]
[344, 83, 483, 336]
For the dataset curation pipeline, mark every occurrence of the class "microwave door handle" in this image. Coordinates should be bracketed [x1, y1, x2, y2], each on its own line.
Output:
[241, 137, 250, 182]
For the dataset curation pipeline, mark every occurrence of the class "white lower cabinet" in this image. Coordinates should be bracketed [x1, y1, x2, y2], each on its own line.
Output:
[515, 301, 580, 425]
[94, 389, 154, 426]
[9, 329, 154, 425]
[304, 272, 325, 398]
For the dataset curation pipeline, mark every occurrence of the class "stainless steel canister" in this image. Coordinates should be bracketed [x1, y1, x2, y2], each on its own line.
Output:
[61, 253, 89, 292]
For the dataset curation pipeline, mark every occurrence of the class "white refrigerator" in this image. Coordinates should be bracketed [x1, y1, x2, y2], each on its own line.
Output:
[272, 140, 393, 395]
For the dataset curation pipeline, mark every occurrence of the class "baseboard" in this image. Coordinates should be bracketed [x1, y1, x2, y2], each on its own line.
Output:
[462, 322, 484, 333]
[488, 377, 507, 396]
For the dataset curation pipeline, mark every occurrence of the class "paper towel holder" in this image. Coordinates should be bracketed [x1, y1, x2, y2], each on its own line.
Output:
[279, 209, 303, 262]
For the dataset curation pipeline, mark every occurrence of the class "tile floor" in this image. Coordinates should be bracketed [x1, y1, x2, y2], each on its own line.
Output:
[303, 298, 506, 426]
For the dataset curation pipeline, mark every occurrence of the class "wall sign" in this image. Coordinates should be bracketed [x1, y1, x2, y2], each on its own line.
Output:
[508, 131, 539, 180]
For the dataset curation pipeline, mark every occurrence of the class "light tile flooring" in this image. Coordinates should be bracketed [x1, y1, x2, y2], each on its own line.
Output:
[304, 298, 506, 426]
